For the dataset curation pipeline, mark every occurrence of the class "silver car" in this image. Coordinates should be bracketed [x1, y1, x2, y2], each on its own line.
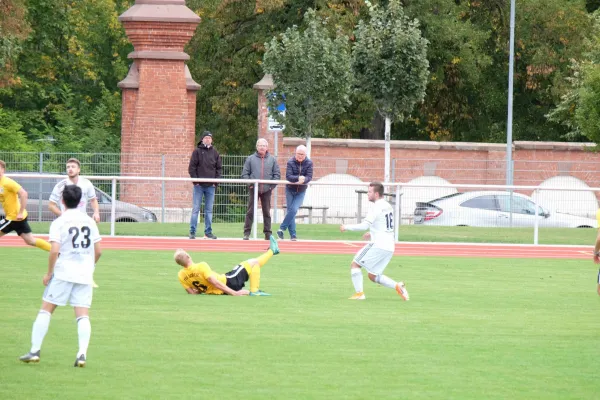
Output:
[414, 191, 597, 228]
[0, 174, 157, 223]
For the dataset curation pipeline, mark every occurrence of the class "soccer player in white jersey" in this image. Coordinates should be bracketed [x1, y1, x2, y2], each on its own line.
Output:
[340, 181, 409, 301]
[49, 158, 100, 287]
[20, 185, 102, 367]
[49, 158, 100, 223]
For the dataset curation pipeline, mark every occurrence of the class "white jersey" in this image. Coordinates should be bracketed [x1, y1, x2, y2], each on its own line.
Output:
[49, 177, 96, 214]
[347, 198, 395, 251]
[48, 209, 101, 284]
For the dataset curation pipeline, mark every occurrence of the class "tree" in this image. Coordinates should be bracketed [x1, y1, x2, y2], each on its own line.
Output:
[262, 8, 354, 156]
[352, 0, 429, 183]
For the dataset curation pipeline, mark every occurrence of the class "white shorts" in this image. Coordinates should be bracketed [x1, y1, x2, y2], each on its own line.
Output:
[353, 243, 394, 275]
[43, 277, 93, 308]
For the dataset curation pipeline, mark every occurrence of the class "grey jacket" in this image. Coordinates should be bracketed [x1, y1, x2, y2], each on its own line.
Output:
[241, 151, 281, 194]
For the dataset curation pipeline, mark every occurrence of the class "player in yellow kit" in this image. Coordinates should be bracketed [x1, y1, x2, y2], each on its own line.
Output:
[0, 160, 51, 251]
[174, 236, 280, 296]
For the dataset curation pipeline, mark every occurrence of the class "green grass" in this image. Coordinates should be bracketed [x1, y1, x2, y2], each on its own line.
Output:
[26, 222, 600, 245]
[1, 247, 599, 399]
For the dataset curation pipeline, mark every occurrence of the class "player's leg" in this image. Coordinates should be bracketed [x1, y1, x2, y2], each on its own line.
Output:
[239, 260, 271, 296]
[255, 236, 280, 268]
[597, 269, 600, 296]
[71, 283, 93, 367]
[364, 250, 409, 301]
[348, 244, 373, 299]
[16, 219, 50, 250]
[20, 280, 64, 363]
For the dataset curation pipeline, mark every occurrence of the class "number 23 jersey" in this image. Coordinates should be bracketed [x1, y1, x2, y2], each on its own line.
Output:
[49, 209, 101, 284]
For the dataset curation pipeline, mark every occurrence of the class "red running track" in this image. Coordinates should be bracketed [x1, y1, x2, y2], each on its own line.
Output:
[0, 235, 594, 259]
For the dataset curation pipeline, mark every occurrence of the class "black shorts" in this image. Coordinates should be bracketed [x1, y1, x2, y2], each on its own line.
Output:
[0, 217, 32, 235]
[225, 264, 249, 291]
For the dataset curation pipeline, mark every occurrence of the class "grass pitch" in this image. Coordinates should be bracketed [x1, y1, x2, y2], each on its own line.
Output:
[1, 247, 599, 399]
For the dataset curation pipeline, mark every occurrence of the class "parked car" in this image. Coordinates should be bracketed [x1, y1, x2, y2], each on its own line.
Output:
[0, 174, 157, 223]
[414, 191, 597, 228]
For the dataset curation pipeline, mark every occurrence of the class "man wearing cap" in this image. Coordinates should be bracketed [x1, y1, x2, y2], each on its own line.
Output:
[188, 131, 222, 239]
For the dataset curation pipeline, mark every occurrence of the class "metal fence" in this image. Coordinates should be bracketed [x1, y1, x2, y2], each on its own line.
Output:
[2, 152, 599, 232]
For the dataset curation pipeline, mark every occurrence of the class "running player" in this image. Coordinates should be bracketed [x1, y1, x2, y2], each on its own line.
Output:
[340, 181, 409, 301]
[0, 160, 51, 251]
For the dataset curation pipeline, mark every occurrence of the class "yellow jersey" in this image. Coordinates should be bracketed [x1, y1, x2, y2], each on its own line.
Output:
[178, 262, 227, 295]
[0, 176, 27, 220]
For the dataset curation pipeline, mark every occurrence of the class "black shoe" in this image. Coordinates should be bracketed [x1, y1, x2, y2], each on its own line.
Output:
[19, 350, 40, 363]
[189, 233, 196, 239]
[74, 354, 86, 368]
[290, 236, 297, 241]
[243, 235, 250, 240]
[276, 230, 284, 240]
[204, 233, 217, 239]
[265, 234, 271, 240]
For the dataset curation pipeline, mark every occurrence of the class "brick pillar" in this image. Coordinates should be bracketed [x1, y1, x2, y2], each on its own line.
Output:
[118, 0, 200, 208]
[253, 74, 283, 157]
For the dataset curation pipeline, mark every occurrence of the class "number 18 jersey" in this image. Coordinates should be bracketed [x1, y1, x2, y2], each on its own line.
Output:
[49, 209, 101, 284]
[364, 199, 395, 252]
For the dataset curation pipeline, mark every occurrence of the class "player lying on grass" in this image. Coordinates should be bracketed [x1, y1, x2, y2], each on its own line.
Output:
[174, 236, 280, 296]
[340, 181, 409, 301]
[0, 160, 51, 252]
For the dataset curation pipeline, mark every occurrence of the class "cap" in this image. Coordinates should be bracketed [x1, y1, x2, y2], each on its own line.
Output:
[201, 131, 213, 139]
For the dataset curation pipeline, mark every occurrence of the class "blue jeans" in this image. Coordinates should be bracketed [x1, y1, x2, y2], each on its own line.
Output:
[190, 185, 215, 235]
[280, 188, 306, 237]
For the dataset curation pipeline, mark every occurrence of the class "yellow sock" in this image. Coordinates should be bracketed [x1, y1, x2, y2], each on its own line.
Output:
[256, 250, 273, 267]
[249, 265, 261, 293]
[35, 239, 51, 252]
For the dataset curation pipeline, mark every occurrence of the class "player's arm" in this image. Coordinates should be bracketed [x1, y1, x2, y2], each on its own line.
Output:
[45, 241, 60, 286]
[593, 229, 600, 264]
[48, 201, 62, 217]
[90, 197, 100, 222]
[16, 187, 28, 220]
[48, 184, 63, 217]
[206, 276, 245, 296]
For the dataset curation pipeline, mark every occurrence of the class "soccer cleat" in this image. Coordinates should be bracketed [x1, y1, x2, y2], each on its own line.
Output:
[189, 233, 196, 239]
[348, 292, 366, 300]
[19, 351, 40, 363]
[269, 236, 280, 255]
[249, 290, 271, 296]
[276, 230, 284, 240]
[396, 282, 409, 301]
[74, 354, 86, 368]
[204, 233, 217, 239]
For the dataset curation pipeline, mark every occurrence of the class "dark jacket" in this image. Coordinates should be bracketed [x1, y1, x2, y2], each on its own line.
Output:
[285, 157, 313, 193]
[241, 151, 281, 194]
[188, 142, 222, 187]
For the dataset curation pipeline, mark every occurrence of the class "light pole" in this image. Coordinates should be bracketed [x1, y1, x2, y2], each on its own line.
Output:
[506, 0, 516, 187]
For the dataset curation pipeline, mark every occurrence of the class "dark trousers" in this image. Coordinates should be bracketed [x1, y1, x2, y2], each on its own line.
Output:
[244, 188, 272, 236]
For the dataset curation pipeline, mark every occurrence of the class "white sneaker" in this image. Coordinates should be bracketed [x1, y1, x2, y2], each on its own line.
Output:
[348, 292, 366, 300]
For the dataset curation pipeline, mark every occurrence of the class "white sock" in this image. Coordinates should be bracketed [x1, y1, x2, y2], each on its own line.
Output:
[351, 268, 363, 293]
[76, 316, 91, 357]
[31, 310, 52, 353]
[375, 274, 397, 289]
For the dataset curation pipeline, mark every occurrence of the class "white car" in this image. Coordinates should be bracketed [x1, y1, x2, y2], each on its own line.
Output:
[413, 191, 597, 228]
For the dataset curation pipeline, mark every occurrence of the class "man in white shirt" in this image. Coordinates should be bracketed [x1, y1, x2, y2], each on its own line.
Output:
[49, 157, 100, 287]
[49, 158, 100, 222]
[340, 181, 409, 301]
[20, 185, 102, 367]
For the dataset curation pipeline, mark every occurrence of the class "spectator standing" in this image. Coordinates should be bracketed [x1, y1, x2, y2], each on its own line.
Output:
[188, 131, 222, 239]
[241, 138, 281, 240]
[277, 145, 313, 241]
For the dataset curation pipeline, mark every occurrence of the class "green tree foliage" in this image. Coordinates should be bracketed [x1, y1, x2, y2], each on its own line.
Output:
[262, 8, 353, 154]
[352, 0, 429, 181]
